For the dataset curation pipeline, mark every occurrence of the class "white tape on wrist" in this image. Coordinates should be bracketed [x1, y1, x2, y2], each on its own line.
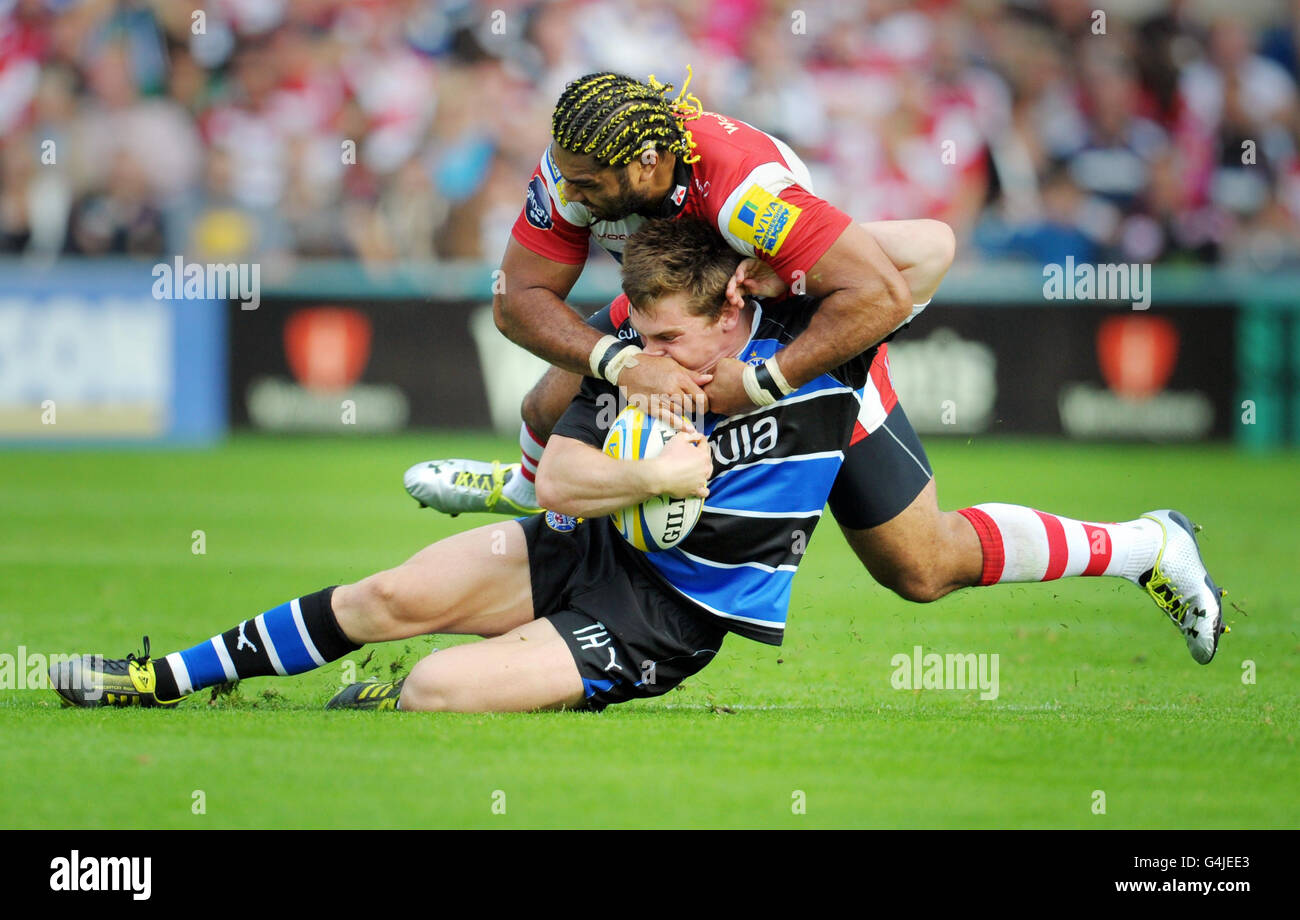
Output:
[742, 363, 777, 407]
[603, 345, 642, 385]
[589, 334, 620, 378]
[764, 357, 795, 396]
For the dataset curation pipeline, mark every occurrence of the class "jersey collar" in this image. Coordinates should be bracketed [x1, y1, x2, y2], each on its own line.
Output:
[734, 298, 764, 365]
[651, 157, 693, 218]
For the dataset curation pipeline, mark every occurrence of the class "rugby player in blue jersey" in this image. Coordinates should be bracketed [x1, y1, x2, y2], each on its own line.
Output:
[50, 217, 890, 712]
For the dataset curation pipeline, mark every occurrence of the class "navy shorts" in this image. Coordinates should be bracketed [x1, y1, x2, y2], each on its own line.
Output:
[520, 512, 727, 711]
[827, 346, 934, 530]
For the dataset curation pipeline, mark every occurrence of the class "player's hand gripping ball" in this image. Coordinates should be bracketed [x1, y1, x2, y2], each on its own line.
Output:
[602, 405, 706, 551]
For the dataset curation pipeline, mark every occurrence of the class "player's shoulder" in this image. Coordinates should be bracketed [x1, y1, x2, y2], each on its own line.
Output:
[528, 146, 593, 229]
[687, 112, 826, 261]
[690, 112, 812, 191]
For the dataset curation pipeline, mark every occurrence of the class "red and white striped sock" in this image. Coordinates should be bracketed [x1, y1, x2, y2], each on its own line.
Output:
[956, 504, 1163, 585]
[502, 422, 545, 506]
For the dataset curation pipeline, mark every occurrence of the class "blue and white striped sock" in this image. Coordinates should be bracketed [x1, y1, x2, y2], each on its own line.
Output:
[152, 587, 359, 699]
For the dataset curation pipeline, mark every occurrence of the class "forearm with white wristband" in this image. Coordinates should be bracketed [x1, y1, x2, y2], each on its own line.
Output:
[741, 356, 795, 407]
[588, 334, 643, 385]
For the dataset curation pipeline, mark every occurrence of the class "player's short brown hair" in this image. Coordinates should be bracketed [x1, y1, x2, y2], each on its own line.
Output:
[621, 217, 742, 322]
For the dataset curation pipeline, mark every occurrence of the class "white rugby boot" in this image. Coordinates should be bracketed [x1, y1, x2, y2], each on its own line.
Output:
[1136, 510, 1228, 664]
[403, 459, 541, 517]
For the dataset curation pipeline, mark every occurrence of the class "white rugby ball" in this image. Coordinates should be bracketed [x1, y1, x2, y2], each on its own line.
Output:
[601, 405, 704, 552]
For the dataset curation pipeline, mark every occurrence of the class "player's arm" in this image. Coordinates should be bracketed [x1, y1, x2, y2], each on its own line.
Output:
[707, 179, 930, 412]
[706, 221, 917, 413]
[856, 218, 956, 306]
[535, 433, 711, 519]
[492, 237, 595, 377]
[727, 218, 955, 308]
[766, 221, 914, 386]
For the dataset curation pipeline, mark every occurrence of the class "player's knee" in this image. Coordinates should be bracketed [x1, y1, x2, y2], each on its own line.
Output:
[881, 564, 950, 604]
[396, 679, 448, 712]
[520, 383, 554, 439]
[399, 658, 454, 712]
[352, 571, 427, 628]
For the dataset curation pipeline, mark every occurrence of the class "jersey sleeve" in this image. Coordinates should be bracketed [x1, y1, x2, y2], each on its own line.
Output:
[714, 163, 852, 285]
[510, 149, 593, 265]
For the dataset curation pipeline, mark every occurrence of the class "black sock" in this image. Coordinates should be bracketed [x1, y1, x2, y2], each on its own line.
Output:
[152, 587, 360, 699]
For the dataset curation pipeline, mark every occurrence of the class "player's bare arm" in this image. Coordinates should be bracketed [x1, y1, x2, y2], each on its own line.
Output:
[708, 219, 953, 414]
[536, 431, 711, 518]
[857, 219, 957, 305]
[744, 222, 912, 392]
[496, 237, 711, 430]
[723, 219, 955, 338]
[492, 237, 592, 376]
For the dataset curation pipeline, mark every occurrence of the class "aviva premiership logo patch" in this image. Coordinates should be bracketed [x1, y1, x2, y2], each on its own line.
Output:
[545, 511, 581, 532]
[729, 185, 800, 257]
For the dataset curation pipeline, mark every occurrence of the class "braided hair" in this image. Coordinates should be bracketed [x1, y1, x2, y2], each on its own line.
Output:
[551, 68, 703, 167]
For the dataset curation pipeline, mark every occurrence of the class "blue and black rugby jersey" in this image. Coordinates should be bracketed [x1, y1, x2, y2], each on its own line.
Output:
[550, 294, 875, 646]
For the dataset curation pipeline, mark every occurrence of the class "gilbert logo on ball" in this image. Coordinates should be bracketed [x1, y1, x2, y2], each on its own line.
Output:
[602, 406, 704, 552]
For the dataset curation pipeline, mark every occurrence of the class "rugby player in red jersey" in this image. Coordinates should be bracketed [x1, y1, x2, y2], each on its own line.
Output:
[405, 72, 1225, 664]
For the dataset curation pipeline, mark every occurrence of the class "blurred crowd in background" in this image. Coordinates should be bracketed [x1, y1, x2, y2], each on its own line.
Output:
[2, 0, 1299, 272]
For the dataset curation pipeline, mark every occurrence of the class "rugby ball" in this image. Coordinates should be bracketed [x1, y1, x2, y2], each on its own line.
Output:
[602, 405, 704, 552]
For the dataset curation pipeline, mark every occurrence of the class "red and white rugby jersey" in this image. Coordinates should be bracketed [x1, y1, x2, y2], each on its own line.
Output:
[509, 111, 853, 285]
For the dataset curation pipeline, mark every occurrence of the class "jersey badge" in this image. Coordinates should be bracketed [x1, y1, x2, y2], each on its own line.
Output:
[525, 175, 553, 230]
[729, 185, 801, 257]
[545, 511, 583, 532]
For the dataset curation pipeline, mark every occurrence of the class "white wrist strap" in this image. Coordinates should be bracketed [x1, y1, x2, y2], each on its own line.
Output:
[589, 335, 619, 378]
[604, 345, 642, 385]
[588, 335, 643, 385]
[742, 363, 777, 407]
[764, 357, 795, 396]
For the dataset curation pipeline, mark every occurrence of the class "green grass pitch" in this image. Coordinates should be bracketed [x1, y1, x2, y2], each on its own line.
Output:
[1, 434, 1296, 829]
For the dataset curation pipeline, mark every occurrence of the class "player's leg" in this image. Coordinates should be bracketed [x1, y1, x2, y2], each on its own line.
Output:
[838, 478, 982, 603]
[395, 617, 585, 712]
[331, 521, 534, 642]
[50, 522, 537, 707]
[827, 362, 975, 600]
[403, 365, 582, 516]
[831, 363, 1226, 662]
[945, 504, 1226, 662]
[331, 514, 727, 713]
